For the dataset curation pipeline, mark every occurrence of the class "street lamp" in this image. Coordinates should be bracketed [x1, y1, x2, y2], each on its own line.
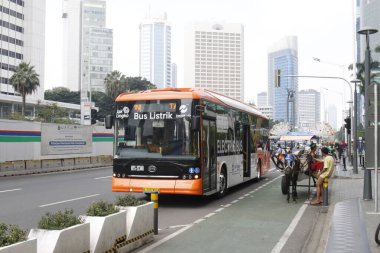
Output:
[358, 26, 378, 206]
[351, 79, 361, 174]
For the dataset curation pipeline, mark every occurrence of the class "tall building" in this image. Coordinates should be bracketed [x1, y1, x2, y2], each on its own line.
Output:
[360, 0, 380, 63]
[298, 89, 321, 129]
[139, 12, 171, 88]
[184, 22, 244, 101]
[0, 0, 46, 117]
[171, 63, 177, 87]
[257, 91, 267, 107]
[327, 104, 338, 130]
[268, 36, 298, 125]
[62, 0, 113, 93]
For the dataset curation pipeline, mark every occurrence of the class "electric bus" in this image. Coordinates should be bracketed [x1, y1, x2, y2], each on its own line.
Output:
[106, 88, 270, 197]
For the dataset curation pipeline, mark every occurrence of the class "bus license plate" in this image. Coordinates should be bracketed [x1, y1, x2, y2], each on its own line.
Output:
[143, 188, 160, 193]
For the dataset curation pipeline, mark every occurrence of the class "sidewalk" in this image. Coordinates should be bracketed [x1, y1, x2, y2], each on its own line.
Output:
[323, 161, 380, 252]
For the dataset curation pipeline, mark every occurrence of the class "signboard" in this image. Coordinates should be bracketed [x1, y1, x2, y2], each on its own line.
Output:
[41, 124, 92, 155]
[81, 101, 92, 125]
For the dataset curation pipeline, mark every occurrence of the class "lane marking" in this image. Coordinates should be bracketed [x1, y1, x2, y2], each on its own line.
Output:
[194, 218, 205, 224]
[214, 208, 224, 212]
[231, 200, 239, 204]
[39, 194, 100, 207]
[204, 213, 215, 218]
[224, 204, 232, 208]
[94, 176, 112, 180]
[238, 196, 245, 200]
[270, 204, 308, 253]
[0, 188, 22, 193]
[138, 224, 194, 253]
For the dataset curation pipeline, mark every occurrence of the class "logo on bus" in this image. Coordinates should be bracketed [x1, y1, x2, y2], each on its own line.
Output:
[116, 106, 130, 119]
[179, 105, 188, 114]
[148, 165, 158, 173]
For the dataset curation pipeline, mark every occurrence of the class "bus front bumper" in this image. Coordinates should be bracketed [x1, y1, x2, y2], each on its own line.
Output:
[112, 177, 203, 195]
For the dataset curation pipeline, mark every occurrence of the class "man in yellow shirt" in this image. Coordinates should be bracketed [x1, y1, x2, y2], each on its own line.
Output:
[311, 147, 334, 205]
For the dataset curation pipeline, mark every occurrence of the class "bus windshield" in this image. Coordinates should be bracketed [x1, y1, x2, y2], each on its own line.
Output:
[114, 99, 199, 159]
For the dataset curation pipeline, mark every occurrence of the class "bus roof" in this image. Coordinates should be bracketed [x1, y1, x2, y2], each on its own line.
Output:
[115, 87, 268, 119]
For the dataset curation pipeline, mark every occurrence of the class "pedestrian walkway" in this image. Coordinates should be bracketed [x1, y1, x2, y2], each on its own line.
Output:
[324, 161, 380, 253]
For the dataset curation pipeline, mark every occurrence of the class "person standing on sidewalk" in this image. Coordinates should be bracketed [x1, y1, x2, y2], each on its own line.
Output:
[311, 147, 335, 205]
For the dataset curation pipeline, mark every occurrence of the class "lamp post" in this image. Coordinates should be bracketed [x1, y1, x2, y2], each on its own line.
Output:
[351, 79, 361, 174]
[358, 26, 378, 204]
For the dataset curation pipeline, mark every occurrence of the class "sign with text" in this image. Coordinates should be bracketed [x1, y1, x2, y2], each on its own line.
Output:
[41, 124, 92, 155]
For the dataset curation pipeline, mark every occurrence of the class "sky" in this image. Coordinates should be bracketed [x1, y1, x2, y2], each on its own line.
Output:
[45, 0, 357, 127]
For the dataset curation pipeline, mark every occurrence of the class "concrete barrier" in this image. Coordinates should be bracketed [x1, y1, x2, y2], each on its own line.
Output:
[75, 157, 91, 166]
[26, 160, 42, 170]
[42, 159, 62, 169]
[62, 158, 75, 167]
[82, 210, 126, 253]
[0, 162, 14, 172]
[0, 239, 37, 253]
[28, 223, 90, 253]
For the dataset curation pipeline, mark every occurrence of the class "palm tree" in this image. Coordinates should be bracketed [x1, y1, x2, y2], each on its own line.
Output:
[104, 70, 126, 99]
[9, 62, 40, 116]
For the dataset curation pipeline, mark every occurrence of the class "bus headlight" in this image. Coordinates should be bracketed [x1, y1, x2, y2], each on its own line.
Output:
[194, 175, 199, 179]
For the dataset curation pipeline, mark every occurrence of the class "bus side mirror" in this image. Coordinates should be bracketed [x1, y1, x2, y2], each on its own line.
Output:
[191, 116, 200, 131]
[105, 115, 114, 129]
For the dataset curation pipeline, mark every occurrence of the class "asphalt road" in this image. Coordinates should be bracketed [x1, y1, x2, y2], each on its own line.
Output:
[0, 166, 318, 252]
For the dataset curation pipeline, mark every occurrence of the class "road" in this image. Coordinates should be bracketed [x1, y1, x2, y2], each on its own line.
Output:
[0, 166, 318, 252]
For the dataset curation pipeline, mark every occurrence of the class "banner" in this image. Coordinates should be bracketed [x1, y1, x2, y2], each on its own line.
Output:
[41, 124, 92, 155]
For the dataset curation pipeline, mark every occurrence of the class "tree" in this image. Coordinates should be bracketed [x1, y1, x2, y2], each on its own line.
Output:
[124, 76, 156, 92]
[44, 87, 80, 104]
[9, 62, 40, 116]
[104, 70, 126, 100]
[91, 91, 114, 119]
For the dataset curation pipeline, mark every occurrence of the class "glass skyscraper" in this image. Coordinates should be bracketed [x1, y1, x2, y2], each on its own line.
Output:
[139, 13, 171, 88]
[267, 36, 298, 125]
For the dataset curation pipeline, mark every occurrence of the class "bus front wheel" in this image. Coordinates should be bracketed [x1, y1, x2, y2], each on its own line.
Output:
[218, 168, 227, 198]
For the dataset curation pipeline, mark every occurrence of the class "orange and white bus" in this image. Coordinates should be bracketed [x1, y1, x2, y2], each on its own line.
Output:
[106, 88, 270, 197]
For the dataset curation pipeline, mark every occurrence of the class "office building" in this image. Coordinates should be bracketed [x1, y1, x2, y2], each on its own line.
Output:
[327, 104, 338, 130]
[257, 91, 267, 107]
[268, 36, 298, 125]
[184, 22, 244, 101]
[258, 105, 273, 119]
[0, 0, 46, 118]
[298, 89, 321, 129]
[139, 12, 171, 88]
[62, 0, 113, 93]
[171, 63, 177, 87]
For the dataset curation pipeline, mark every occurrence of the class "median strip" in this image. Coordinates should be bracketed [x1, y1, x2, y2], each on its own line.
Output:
[39, 194, 100, 207]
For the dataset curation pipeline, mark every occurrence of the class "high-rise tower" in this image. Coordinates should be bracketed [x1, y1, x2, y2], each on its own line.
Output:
[268, 36, 298, 125]
[139, 12, 171, 88]
[184, 22, 244, 101]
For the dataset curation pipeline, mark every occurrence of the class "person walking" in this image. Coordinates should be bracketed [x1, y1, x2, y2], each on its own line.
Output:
[311, 147, 335, 205]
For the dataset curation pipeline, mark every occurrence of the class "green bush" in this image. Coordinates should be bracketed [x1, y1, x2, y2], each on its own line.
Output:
[38, 209, 83, 230]
[0, 223, 27, 247]
[115, 194, 147, 207]
[86, 200, 118, 217]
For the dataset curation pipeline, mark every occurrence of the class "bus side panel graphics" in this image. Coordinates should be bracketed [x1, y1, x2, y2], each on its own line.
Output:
[217, 154, 244, 187]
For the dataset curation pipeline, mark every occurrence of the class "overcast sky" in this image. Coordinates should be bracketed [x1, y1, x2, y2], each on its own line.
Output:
[45, 0, 357, 126]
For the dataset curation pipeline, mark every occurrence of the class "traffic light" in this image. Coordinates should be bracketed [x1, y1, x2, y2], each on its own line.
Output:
[344, 117, 351, 135]
[275, 69, 281, 87]
[91, 109, 97, 125]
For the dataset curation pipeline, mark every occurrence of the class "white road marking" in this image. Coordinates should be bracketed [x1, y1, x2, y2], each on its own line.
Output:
[238, 196, 245, 200]
[0, 188, 22, 193]
[204, 213, 216, 218]
[167, 224, 191, 229]
[244, 193, 250, 197]
[193, 218, 206, 224]
[231, 200, 239, 204]
[138, 224, 194, 253]
[94, 175, 112, 180]
[214, 208, 224, 212]
[39, 194, 100, 207]
[270, 204, 308, 253]
[224, 204, 232, 208]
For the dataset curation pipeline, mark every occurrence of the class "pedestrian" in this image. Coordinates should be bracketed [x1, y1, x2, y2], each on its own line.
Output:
[311, 147, 335, 205]
[341, 148, 347, 171]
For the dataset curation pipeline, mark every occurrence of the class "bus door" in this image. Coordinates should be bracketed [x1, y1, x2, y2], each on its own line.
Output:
[243, 124, 251, 177]
[202, 118, 217, 192]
